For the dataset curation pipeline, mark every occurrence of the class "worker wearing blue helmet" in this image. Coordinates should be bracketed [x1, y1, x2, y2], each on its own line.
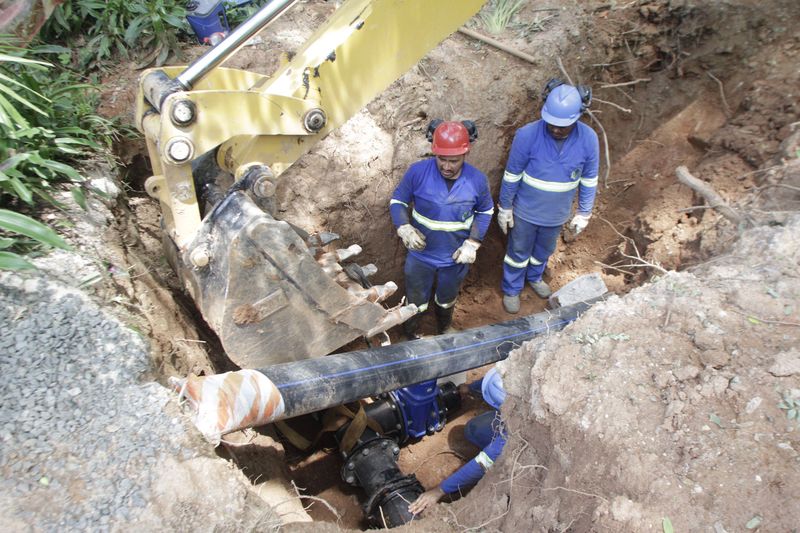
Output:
[408, 367, 507, 515]
[497, 80, 600, 313]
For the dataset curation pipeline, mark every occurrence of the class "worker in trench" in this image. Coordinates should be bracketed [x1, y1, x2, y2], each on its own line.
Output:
[390, 120, 494, 339]
[408, 367, 507, 515]
[497, 79, 600, 314]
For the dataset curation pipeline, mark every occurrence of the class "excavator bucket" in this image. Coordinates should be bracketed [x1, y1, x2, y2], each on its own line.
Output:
[172, 185, 415, 368]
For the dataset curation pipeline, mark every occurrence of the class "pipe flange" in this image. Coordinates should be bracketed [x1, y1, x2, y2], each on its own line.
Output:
[363, 474, 424, 525]
[340, 437, 396, 486]
[303, 108, 327, 132]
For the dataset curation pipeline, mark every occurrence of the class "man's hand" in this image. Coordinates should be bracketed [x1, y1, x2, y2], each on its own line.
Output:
[452, 239, 480, 264]
[568, 213, 591, 236]
[497, 207, 514, 235]
[408, 486, 445, 515]
[397, 224, 426, 251]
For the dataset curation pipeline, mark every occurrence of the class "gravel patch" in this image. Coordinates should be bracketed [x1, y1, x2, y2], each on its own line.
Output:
[0, 272, 196, 531]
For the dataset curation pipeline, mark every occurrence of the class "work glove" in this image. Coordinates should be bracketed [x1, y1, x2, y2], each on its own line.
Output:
[568, 213, 591, 236]
[452, 239, 480, 264]
[397, 224, 426, 251]
[497, 206, 514, 235]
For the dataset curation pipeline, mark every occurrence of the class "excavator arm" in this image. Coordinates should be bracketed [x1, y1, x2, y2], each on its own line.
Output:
[135, 0, 486, 367]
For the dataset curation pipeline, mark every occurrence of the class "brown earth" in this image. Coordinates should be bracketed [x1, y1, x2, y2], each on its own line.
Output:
[91, 0, 800, 530]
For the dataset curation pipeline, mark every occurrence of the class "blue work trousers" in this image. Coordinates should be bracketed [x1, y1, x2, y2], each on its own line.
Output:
[502, 217, 561, 296]
[404, 254, 468, 311]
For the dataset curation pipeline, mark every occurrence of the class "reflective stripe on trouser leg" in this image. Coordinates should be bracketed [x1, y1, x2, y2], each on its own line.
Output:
[404, 254, 436, 312]
[433, 262, 469, 309]
[526, 223, 562, 282]
[502, 216, 539, 296]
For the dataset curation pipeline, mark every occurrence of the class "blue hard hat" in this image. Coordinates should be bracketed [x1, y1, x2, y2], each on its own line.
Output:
[481, 367, 506, 410]
[541, 84, 583, 127]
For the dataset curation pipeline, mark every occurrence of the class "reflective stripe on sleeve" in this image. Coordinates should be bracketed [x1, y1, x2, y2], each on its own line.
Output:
[522, 172, 580, 193]
[579, 176, 598, 187]
[412, 210, 473, 232]
[529, 256, 543, 266]
[477, 207, 495, 215]
[434, 294, 456, 309]
[475, 451, 494, 471]
[504, 255, 529, 269]
[417, 302, 429, 313]
[503, 170, 522, 183]
[390, 199, 409, 207]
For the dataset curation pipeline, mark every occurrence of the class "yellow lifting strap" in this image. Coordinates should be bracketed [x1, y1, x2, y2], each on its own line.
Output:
[274, 401, 383, 453]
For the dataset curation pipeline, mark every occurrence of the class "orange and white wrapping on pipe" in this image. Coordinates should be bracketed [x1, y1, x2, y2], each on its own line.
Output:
[170, 369, 285, 444]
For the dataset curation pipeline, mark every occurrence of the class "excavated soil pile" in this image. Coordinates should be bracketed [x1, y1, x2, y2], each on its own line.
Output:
[452, 210, 800, 532]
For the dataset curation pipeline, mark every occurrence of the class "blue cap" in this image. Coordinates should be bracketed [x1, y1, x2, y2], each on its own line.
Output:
[481, 367, 506, 410]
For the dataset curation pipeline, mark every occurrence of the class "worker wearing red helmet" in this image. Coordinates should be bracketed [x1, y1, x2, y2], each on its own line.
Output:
[390, 120, 494, 339]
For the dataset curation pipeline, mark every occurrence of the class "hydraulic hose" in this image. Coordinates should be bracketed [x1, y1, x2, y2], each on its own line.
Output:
[260, 299, 598, 421]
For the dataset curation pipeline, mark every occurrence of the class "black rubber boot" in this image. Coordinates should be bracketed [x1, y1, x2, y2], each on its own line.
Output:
[402, 314, 422, 341]
[434, 305, 455, 334]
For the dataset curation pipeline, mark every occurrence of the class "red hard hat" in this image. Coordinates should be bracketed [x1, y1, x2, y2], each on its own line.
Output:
[431, 121, 470, 156]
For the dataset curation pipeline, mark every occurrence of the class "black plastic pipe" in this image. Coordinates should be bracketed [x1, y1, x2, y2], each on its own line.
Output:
[260, 299, 599, 421]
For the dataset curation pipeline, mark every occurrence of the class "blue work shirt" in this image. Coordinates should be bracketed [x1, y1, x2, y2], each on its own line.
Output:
[390, 158, 494, 268]
[499, 120, 599, 226]
[440, 413, 507, 494]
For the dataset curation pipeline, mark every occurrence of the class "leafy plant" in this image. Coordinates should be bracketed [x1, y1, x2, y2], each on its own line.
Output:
[224, 0, 268, 29]
[777, 392, 799, 424]
[480, 0, 526, 35]
[0, 209, 71, 269]
[43, 0, 189, 69]
[0, 37, 117, 269]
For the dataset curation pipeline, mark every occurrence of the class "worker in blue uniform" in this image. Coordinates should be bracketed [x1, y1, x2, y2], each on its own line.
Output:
[497, 80, 600, 314]
[391, 120, 494, 339]
[408, 367, 507, 515]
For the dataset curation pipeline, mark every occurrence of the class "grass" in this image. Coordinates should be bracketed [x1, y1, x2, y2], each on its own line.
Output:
[480, 0, 526, 35]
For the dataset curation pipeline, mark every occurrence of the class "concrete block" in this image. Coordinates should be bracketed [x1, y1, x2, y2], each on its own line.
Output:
[548, 273, 608, 309]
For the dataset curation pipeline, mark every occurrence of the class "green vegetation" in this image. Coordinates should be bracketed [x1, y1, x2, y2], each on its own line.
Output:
[777, 392, 799, 424]
[480, 0, 525, 35]
[0, 38, 118, 270]
[2, 0, 199, 270]
[224, 0, 270, 29]
[43, 0, 189, 69]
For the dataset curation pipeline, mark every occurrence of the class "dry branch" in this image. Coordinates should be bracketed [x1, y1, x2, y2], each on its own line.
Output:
[593, 97, 632, 114]
[597, 216, 668, 274]
[289, 480, 342, 521]
[599, 77, 651, 88]
[706, 71, 732, 118]
[729, 308, 800, 328]
[675, 166, 747, 226]
[458, 28, 538, 64]
[556, 56, 612, 186]
[411, 450, 466, 474]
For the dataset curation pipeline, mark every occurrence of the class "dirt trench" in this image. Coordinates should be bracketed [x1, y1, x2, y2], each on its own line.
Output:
[100, 0, 800, 530]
